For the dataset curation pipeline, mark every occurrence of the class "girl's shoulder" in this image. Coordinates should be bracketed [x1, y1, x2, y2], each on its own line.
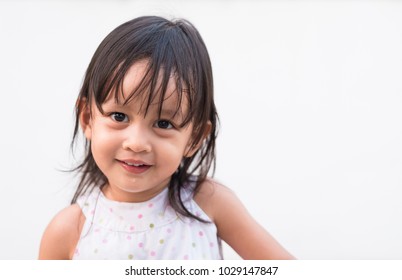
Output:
[38, 203, 85, 259]
[193, 178, 239, 223]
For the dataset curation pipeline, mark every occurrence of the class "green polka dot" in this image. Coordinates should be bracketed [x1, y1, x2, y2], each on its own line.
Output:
[84, 203, 89, 207]
[149, 223, 154, 229]
[128, 254, 134, 260]
[159, 239, 164, 244]
[192, 242, 196, 248]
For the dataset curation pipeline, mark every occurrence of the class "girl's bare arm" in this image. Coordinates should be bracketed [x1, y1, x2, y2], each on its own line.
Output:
[38, 204, 84, 260]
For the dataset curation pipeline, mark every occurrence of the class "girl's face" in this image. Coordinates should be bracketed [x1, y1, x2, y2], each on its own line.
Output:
[81, 61, 197, 202]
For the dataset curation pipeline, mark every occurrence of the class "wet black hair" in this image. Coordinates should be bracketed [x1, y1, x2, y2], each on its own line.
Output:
[70, 16, 218, 222]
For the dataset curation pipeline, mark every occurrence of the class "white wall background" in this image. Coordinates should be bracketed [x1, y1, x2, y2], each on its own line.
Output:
[0, 0, 401, 260]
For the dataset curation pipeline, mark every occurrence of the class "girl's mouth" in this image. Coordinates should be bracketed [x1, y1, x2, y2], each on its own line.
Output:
[117, 159, 151, 174]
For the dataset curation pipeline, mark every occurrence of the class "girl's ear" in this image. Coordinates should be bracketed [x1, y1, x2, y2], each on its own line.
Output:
[185, 121, 212, 158]
[78, 98, 92, 140]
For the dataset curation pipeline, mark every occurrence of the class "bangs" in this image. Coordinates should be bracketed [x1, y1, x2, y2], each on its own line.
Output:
[102, 59, 194, 129]
[86, 19, 208, 130]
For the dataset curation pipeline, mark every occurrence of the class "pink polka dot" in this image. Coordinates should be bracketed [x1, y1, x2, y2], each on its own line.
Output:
[198, 231, 204, 237]
[138, 214, 143, 219]
[94, 228, 100, 233]
[183, 255, 189, 260]
[74, 248, 79, 255]
[209, 242, 214, 247]
[90, 210, 95, 215]
[167, 228, 172, 234]
[129, 225, 135, 231]
[148, 203, 153, 208]
[138, 242, 144, 248]
[109, 208, 113, 212]
[195, 211, 201, 217]
[126, 235, 132, 240]
[102, 239, 108, 244]
[150, 251, 156, 257]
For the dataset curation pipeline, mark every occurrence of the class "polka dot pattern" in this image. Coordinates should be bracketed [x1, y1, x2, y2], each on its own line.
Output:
[73, 186, 223, 260]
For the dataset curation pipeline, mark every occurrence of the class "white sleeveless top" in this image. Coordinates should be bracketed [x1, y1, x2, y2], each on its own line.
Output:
[73, 185, 223, 260]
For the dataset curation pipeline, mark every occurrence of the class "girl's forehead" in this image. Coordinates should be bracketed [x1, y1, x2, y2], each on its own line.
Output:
[121, 60, 152, 95]
[104, 60, 188, 114]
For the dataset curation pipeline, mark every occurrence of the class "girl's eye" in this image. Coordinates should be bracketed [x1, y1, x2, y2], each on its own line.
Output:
[110, 112, 128, 122]
[155, 120, 173, 129]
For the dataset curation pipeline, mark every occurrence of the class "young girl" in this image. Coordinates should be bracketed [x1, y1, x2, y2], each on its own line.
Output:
[39, 16, 294, 260]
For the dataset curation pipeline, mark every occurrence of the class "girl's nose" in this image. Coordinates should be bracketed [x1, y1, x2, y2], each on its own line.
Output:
[121, 124, 152, 153]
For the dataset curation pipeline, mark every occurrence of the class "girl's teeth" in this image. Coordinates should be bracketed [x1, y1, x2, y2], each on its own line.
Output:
[126, 162, 143, 167]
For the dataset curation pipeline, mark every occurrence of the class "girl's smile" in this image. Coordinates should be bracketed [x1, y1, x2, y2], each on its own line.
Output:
[117, 159, 152, 174]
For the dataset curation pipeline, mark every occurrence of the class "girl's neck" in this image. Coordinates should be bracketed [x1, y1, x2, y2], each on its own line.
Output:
[101, 181, 169, 203]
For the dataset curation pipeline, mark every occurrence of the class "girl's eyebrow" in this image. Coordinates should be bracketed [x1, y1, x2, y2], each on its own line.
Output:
[103, 101, 184, 119]
[102, 102, 124, 109]
[160, 109, 184, 119]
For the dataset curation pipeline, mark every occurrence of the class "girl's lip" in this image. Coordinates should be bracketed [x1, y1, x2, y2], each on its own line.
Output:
[117, 159, 152, 174]
[118, 159, 151, 166]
